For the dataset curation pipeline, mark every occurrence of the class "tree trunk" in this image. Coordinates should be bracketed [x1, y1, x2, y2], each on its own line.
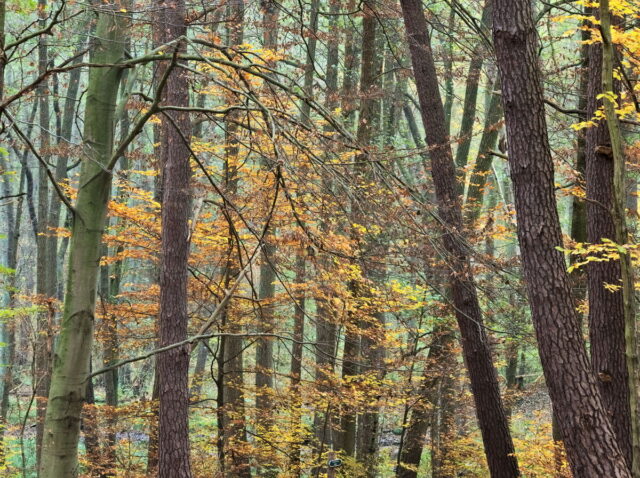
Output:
[39, 5, 126, 476]
[397, 324, 455, 478]
[400, 1, 519, 476]
[0, 155, 23, 467]
[289, 250, 305, 475]
[454, 1, 492, 176]
[598, 3, 640, 474]
[35, 0, 53, 468]
[155, 0, 193, 475]
[344, 5, 385, 474]
[492, 0, 631, 476]
[584, 13, 633, 470]
[255, 4, 280, 452]
[218, 5, 251, 477]
[465, 78, 503, 225]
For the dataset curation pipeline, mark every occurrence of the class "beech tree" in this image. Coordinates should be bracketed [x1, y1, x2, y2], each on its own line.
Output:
[39, 5, 127, 476]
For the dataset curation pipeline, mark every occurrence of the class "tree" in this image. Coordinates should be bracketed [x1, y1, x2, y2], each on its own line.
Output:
[400, 0, 519, 476]
[155, 0, 193, 476]
[39, 5, 127, 476]
[492, 0, 631, 475]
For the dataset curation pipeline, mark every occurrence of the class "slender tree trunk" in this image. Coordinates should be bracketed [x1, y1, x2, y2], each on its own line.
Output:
[598, 3, 640, 474]
[35, 1, 53, 468]
[400, 1, 519, 476]
[454, 1, 492, 175]
[443, 7, 455, 134]
[254, 7, 280, 470]
[219, 5, 251, 477]
[289, 251, 305, 475]
[39, 5, 126, 476]
[465, 78, 503, 225]
[341, 0, 360, 130]
[342, 5, 386, 474]
[0, 156, 23, 467]
[492, 1, 631, 476]
[583, 10, 634, 471]
[155, 0, 193, 475]
[396, 324, 455, 478]
[190, 342, 209, 398]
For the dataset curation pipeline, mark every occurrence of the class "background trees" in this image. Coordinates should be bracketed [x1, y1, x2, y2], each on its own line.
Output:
[1, 0, 640, 477]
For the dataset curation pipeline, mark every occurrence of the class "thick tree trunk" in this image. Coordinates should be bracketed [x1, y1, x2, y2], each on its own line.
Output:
[155, 0, 193, 475]
[400, 1, 519, 476]
[492, 1, 631, 476]
[39, 6, 126, 476]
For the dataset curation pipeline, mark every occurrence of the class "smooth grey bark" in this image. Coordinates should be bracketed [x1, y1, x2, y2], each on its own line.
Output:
[35, 1, 53, 469]
[39, 6, 126, 476]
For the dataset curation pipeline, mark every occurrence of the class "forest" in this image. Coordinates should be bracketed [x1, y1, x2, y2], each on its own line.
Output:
[1, 0, 640, 476]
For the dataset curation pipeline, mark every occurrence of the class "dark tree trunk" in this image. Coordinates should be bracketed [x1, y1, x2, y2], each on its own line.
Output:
[492, 1, 631, 476]
[397, 325, 455, 478]
[400, 1, 519, 476]
[585, 22, 632, 469]
[218, 5, 251, 477]
[155, 0, 193, 475]
[454, 1, 492, 175]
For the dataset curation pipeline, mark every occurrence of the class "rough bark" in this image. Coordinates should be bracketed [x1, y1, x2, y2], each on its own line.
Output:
[155, 0, 193, 475]
[492, 1, 631, 476]
[585, 19, 633, 470]
[598, 2, 640, 474]
[400, 1, 520, 476]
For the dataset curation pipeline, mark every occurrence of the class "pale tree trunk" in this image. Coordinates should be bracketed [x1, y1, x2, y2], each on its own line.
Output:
[400, 1, 519, 476]
[39, 5, 126, 476]
[0, 157, 23, 467]
[492, 0, 631, 475]
[35, 0, 53, 468]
